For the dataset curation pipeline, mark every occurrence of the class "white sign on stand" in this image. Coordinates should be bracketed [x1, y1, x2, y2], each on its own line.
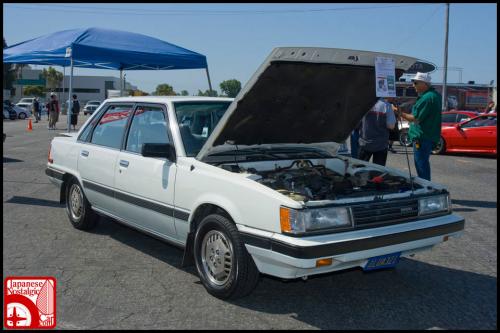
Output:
[65, 47, 72, 58]
[375, 56, 396, 97]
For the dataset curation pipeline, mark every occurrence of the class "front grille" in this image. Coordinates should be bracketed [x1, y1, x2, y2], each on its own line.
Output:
[351, 198, 419, 227]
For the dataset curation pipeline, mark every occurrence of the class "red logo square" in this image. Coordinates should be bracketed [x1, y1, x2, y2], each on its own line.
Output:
[4, 277, 56, 329]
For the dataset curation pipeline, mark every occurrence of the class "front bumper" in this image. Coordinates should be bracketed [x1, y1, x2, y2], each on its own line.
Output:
[239, 214, 464, 279]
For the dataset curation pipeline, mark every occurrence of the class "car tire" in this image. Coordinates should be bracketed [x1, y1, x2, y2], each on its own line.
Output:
[194, 214, 260, 299]
[399, 129, 412, 147]
[65, 178, 97, 230]
[18, 112, 27, 119]
[432, 137, 446, 155]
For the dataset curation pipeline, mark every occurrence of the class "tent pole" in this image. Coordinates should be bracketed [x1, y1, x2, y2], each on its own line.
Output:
[205, 67, 213, 93]
[62, 66, 65, 106]
[120, 69, 123, 97]
[68, 57, 73, 132]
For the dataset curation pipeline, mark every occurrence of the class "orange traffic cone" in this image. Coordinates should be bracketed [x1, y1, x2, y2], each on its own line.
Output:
[27, 118, 33, 131]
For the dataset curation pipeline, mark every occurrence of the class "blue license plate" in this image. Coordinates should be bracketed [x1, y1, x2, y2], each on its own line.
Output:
[364, 252, 401, 271]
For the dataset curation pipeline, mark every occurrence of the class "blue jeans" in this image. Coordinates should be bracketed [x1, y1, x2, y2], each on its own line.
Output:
[413, 139, 433, 181]
[350, 129, 360, 158]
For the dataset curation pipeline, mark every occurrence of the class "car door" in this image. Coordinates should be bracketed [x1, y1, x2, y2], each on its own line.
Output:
[77, 103, 134, 215]
[113, 103, 179, 241]
[454, 115, 494, 151]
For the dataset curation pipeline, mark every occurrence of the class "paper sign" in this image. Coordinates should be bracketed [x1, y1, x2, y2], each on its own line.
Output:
[375, 57, 396, 97]
[65, 47, 72, 58]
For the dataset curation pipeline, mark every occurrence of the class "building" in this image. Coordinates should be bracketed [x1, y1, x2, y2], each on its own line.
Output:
[395, 79, 495, 112]
[9, 66, 137, 104]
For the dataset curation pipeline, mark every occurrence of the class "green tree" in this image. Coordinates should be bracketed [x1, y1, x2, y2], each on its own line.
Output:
[197, 89, 218, 97]
[130, 89, 149, 96]
[180, 90, 189, 96]
[219, 79, 241, 98]
[41, 67, 63, 98]
[154, 83, 177, 96]
[3, 37, 17, 90]
[23, 85, 45, 97]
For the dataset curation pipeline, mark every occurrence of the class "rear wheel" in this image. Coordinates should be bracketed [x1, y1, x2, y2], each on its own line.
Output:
[194, 214, 260, 299]
[65, 178, 97, 230]
[432, 137, 446, 155]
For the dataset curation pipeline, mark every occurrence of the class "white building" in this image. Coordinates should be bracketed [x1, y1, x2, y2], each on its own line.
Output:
[10, 66, 137, 104]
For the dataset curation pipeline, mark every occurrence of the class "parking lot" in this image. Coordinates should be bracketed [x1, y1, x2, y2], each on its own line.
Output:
[3, 115, 497, 329]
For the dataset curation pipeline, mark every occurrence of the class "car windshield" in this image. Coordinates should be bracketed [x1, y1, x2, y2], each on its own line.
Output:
[173, 101, 232, 157]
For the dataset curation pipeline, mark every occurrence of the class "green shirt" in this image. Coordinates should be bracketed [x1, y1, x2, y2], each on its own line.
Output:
[408, 86, 442, 143]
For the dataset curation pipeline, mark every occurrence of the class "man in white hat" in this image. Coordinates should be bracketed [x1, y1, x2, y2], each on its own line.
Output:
[396, 72, 442, 181]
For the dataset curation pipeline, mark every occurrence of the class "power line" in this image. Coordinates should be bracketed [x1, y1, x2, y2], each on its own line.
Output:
[5, 3, 439, 16]
[392, 4, 443, 51]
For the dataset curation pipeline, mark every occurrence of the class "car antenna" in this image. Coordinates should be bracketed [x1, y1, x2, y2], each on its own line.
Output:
[397, 107, 415, 195]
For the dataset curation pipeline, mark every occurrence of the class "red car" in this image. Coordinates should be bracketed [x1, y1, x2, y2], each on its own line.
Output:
[441, 110, 479, 127]
[433, 113, 497, 155]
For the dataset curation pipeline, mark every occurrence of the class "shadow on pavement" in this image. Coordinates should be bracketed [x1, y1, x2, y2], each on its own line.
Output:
[90, 215, 495, 330]
[5, 196, 64, 208]
[3, 157, 24, 163]
[452, 199, 497, 209]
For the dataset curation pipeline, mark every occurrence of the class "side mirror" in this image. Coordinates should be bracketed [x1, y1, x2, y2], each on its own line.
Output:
[455, 123, 462, 130]
[141, 143, 176, 163]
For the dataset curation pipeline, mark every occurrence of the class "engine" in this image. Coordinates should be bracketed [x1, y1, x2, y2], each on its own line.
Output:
[230, 159, 420, 202]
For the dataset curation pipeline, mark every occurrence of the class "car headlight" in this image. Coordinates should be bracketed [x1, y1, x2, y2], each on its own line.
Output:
[280, 206, 352, 234]
[418, 195, 450, 216]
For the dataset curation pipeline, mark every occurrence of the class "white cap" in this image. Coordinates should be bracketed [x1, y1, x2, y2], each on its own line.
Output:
[50, 92, 56, 96]
[411, 72, 432, 84]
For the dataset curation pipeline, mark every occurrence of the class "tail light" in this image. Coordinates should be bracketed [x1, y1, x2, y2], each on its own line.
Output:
[48, 144, 53, 163]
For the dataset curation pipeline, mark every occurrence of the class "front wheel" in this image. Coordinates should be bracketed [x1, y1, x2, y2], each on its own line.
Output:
[65, 178, 97, 230]
[432, 137, 446, 155]
[194, 214, 260, 299]
[18, 112, 27, 119]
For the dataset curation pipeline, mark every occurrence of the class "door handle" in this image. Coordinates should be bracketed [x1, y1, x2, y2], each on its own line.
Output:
[81, 150, 89, 157]
[119, 160, 129, 167]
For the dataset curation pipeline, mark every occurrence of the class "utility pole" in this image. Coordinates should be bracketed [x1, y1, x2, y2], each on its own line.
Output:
[442, 3, 450, 111]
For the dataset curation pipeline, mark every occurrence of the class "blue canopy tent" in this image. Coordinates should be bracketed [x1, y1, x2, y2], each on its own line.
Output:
[3, 27, 212, 131]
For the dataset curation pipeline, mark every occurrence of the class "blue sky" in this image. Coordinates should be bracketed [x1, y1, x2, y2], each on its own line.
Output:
[3, 3, 497, 95]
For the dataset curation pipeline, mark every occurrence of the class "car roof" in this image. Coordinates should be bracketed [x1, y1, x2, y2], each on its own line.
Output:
[103, 96, 234, 104]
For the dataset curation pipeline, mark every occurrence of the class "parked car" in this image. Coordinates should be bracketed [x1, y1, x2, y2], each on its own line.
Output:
[46, 47, 464, 299]
[3, 105, 17, 120]
[441, 110, 479, 127]
[433, 113, 496, 155]
[83, 101, 101, 115]
[4, 100, 30, 119]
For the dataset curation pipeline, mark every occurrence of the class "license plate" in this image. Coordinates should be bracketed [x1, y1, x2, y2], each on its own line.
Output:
[364, 252, 401, 271]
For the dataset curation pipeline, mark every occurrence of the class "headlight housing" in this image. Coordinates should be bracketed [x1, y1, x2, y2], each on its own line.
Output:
[280, 206, 353, 234]
[418, 194, 450, 216]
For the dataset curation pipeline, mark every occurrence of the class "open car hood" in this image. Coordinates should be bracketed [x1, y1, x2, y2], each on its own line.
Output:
[197, 47, 418, 161]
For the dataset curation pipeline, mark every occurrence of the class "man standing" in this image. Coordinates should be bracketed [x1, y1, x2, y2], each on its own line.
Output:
[358, 97, 396, 166]
[48, 93, 60, 130]
[32, 97, 40, 123]
[397, 72, 442, 181]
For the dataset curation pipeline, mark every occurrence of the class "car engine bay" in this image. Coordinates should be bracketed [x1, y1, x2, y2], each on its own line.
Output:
[220, 158, 423, 202]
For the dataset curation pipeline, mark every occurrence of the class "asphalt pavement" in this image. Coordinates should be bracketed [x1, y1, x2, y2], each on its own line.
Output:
[3, 115, 497, 329]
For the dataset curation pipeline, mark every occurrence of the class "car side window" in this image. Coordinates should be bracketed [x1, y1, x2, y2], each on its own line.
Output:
[461, 116, 496, 128]
[90, 105, 133, 149]
[441, 113, 458, 123]
[456, 114, 471, 122]
[125, 105, 171, 154]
